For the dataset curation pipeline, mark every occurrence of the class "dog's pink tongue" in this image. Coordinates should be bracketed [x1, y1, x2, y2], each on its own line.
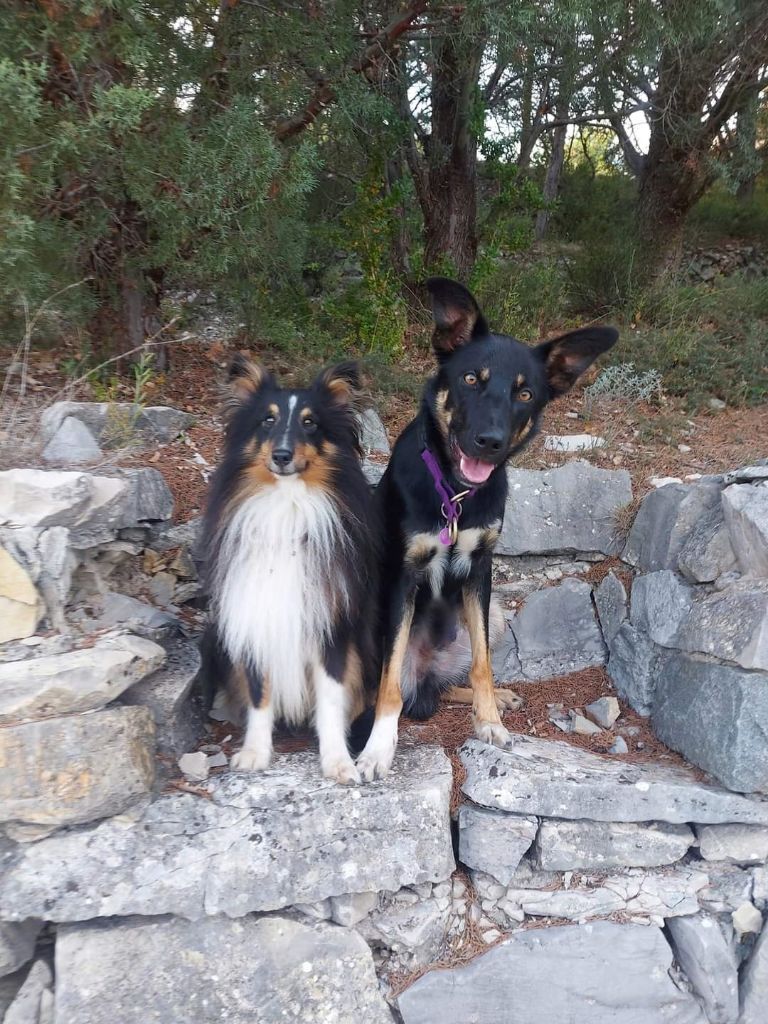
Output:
[459, 452, 495, 484]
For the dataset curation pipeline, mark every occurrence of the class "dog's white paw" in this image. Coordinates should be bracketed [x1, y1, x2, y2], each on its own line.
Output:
[356, 748, 395, 783]
[495, 689, 523, 712]
[322, 756, 361, 785]
[356, 713, 398, 783]
[230, 747, 272, 772]
[474, 719, 513, 749]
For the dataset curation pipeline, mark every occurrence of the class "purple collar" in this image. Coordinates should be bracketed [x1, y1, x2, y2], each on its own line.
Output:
[421, 447, 476, 546]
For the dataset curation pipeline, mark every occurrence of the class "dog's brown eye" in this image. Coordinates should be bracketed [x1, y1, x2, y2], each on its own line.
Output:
[263, 415, 276, 426]
[518, 388, 533, 402]
[302, 416, 317, 433]
[464, 372, 477, 386]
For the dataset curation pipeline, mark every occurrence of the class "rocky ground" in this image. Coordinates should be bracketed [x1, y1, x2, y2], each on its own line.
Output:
[0, 340, 767, 1021]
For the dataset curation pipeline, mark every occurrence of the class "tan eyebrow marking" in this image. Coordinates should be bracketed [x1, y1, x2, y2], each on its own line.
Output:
[479, 367, 490, 382]
[268, 403, 279, 417]
[300, 407, 313, 419]
[515, 374, 526, 387]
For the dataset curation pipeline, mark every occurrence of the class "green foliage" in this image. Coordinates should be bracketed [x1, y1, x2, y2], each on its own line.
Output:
[611, 275, 768, 409]
[471, 257, 566, 340]
[688, 186, 768, 243]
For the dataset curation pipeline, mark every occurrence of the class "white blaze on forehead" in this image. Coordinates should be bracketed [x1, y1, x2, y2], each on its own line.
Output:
[276, 393, 299, 450]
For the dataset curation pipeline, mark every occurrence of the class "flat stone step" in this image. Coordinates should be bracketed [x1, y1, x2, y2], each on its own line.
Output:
[55, 915, 392, 1024]
[0, 745, 454, 923]
[398, 921, 706, 1024]
[461, 736, 768, 825]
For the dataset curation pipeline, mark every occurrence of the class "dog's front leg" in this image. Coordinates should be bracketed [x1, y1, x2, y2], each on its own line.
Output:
[313, 634, 361, 785]
[357, 580, 415, 782]
[230, 664, 274, 771]
[463, 570, 513, 749]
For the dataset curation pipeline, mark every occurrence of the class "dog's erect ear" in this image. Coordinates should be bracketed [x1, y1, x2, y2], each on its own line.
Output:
[535, 326, 619, 397]
[426, 278, 489, 356]
[227, 352, 273, 403]
[316, 361, 362, 408]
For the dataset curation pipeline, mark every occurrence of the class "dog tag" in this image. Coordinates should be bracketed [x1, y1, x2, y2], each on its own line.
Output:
[439, 525, 452, 545]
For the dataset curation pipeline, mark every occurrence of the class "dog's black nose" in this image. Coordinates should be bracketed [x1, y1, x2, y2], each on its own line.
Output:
[272, 448, 293, 467]
[474, 431, 504, 453]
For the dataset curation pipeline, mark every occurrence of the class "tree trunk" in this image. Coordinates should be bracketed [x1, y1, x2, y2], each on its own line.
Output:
[534, 92, 569, 241]
[422, 27, 485, 279]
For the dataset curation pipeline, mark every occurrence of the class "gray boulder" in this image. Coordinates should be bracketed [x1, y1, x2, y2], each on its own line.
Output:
[607, 622, 661, 715]
[695, 824, 768, 864]
[120, 636, 203, 755]
[534, 819, 694, 870]
[673, 580, 768, 671]
[594, 570, 628, 643]
[508, 578, 607, 679]
[629, 570, 694, 646]
[54, 915, 393, 1024]
[360, 894, 450, 964]
[458, 807, 537, 884]
[460, 736, 768, 824]
[41, 401, 194, 445]
[676, 492, 737, 583]
[398, 921, 706, 1024]
[651, 649, 768, 793]
[738, 923, 768, 1024]
[666, 913, 739, 1024]
[0, 746, 453, 923]
[623, 482, 690, 571]
[0, 922, 41, 979]
[722, 482, 768, 578]
[0, 706, 155, 830]
[41, 415, 102, 465]
[498, 462, 632, 557]
[0, 632, 166, 724]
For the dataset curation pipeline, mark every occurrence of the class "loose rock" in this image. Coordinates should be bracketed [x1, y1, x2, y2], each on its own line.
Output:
[535, 819, 694, 871]
[458, 807, 537, 885]
[695, 824, 768, 865]
[584, 696, 620, 729]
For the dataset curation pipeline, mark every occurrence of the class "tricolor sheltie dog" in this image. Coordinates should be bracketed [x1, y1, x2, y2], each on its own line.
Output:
[200, 355, 378, 784]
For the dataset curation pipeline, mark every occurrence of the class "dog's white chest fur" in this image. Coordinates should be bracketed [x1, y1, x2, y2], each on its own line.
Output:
[214, 478, 344, 723]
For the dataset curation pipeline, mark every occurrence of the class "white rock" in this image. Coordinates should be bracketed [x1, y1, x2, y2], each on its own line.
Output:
[609, 737, 629, 755]
[570, 713, 602, 736]
[177, 751, 209, 782]
[585, 696, 620, 729]
[650, 476, 683, 488]
[543, 434, 605, 452]
[0, 548, 44, 644]
[732, 901, 763, 937]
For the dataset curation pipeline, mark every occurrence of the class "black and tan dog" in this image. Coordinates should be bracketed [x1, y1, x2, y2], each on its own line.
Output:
[356, 278, 618, 781]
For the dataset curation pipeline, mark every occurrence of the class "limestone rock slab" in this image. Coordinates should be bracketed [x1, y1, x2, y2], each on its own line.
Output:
[55, 914, 392, 1024]
[0, 633, 166, 724]
[498, 463, 632, 557]
[695, 824, 768, 864]
[398, 921, 706, 1024]
[651, 649, 768, 793]
[458, 806, 537, 884]
[509, 578, 607, 679]
[666, 913, 738, 1024]
[722, 482, 768, 578]
[535, 819, 694, 870]
[460, 736, 768, 824]
[0, 706, 155, 829]
[0, 746, 454, 922]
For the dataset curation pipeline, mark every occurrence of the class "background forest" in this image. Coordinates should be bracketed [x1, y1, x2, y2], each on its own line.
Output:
[1, 0, 767, 410]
